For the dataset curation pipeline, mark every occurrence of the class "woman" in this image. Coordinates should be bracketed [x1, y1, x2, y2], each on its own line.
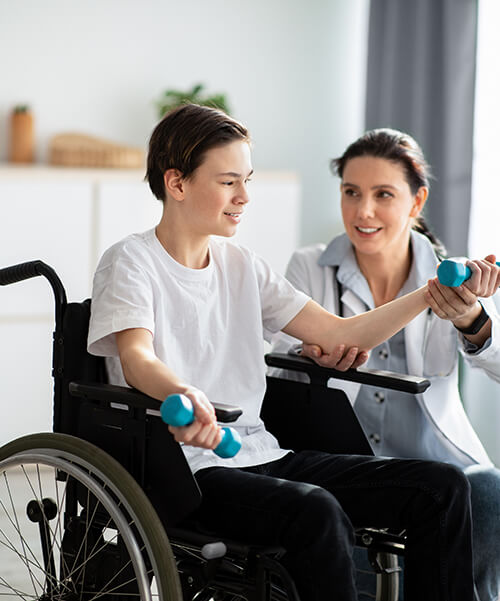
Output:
[272, 128, 500, 601]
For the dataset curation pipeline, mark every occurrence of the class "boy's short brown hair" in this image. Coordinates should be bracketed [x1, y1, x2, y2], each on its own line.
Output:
[146, 104, 250, 202]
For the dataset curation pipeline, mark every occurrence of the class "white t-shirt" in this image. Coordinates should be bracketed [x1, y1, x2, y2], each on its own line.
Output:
[88, 228, 309, 472]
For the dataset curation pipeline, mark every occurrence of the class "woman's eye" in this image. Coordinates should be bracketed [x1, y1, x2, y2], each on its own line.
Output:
[222, 181, 234, 186]
[378, 190, 393, 199]
[344, 188, 357, 197]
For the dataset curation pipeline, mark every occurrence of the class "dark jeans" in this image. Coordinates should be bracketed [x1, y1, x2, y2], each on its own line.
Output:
[193, 450, 474, 601]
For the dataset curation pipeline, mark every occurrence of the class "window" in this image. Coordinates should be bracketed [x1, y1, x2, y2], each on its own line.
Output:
[469, 0, 500, 272]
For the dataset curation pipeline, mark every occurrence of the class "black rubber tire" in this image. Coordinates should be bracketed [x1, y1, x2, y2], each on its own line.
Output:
[0, 432, 182, 601]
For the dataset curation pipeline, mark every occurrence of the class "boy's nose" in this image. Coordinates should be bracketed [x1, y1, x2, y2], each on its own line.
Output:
[236, 186, 250, 204]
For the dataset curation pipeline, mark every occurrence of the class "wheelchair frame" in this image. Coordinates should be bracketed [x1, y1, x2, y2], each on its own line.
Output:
[0, 260, 429, 601]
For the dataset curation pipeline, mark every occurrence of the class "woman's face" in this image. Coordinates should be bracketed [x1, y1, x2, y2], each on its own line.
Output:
[340, 156, 427, 260]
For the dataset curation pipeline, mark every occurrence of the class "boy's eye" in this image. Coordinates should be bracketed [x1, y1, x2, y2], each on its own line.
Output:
[245, 177, 252, 184]
[222, 181, 234, 186]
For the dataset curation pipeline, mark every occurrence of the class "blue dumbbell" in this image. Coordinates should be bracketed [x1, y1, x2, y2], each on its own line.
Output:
[160, 393, 242, 458]
[437, 258, 500, 287]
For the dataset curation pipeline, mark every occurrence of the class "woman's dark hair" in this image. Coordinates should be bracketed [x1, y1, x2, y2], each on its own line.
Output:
[331, 128, 446, 257]
[145, 103, 250, 202]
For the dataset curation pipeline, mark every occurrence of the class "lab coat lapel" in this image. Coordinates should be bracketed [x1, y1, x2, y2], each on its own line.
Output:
[404, 230, 440, 377]
[340, 289, 366, 317]
[336, 290, 365, 405]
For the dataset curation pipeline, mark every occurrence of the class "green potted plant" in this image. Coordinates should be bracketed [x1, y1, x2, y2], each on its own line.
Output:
[155, 83, 230, 118]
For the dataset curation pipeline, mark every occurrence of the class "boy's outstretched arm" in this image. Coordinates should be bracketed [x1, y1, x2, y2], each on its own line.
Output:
[115, 327, 222, 449]
[283, 284, 429, 368]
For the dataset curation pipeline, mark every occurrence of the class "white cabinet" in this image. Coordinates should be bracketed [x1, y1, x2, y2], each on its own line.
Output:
[0, 165, 301, 443]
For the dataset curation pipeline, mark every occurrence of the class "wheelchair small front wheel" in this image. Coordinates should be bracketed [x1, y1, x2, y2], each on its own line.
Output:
[0, 432, 181, 601]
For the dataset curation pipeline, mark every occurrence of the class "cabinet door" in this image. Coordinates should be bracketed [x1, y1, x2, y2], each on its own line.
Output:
[0, 181, 93, 312]
[95, 181, 162, 268]
[0, 182, 93, 443]
[0, 321, 54, 443]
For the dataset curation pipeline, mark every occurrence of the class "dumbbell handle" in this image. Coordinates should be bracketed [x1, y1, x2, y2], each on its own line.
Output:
[437, 259, 500, 287]
[160, 394, 242, 458]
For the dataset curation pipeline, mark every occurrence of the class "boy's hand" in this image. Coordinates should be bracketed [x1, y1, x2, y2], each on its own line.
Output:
[301, 343, 369, 371]
[167, 387, 223, 450]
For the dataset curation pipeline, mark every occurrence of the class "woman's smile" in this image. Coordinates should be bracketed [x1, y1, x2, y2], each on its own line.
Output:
[355, 225, 383, 236]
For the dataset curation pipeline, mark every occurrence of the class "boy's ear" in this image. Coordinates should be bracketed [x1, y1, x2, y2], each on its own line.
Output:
[410, 186, 428, 217]
[164, 169, 185, 201]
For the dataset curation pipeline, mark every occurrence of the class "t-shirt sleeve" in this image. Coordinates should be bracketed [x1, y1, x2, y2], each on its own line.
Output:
[88, 251, 155, 357]
[253, 253, 310, 341]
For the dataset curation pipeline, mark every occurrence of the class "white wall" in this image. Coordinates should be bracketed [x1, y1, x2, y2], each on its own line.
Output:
[0, 0, 369, 246]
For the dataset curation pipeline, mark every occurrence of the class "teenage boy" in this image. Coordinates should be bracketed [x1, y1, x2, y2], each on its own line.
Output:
[89, 104, 474, 601]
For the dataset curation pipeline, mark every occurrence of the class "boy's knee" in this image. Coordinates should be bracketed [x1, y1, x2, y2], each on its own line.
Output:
[293, 487, 354, 546]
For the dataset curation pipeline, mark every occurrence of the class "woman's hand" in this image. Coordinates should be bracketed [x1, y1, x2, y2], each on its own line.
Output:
[301, 343, 369, 371]
[427, 255, 499, 328]
[167, 387, 222, 450]
[463, 254, 500, 297]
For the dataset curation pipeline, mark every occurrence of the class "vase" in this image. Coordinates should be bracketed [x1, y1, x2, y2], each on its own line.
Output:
[9, 106, 35, 163]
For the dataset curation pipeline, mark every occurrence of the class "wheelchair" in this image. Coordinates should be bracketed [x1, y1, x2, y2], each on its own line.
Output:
[0, 260, 430, 601]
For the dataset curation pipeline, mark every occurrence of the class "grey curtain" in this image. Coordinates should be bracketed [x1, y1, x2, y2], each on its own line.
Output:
[365, 0, 478, 257]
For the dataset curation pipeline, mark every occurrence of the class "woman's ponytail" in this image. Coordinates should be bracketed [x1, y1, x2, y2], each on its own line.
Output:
[413, 215, 447, 260]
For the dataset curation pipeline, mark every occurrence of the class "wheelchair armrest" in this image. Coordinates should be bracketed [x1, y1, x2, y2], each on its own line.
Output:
[265, 352, 430, 394]
[68, 382, 242, 422]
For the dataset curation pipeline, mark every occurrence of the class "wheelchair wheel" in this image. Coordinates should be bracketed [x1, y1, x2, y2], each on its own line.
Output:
[0, 432, 181, 601]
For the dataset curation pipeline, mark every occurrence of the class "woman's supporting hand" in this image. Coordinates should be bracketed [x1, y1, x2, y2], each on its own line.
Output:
[426, 277, 483, 325]
[426, 255, 499, 344]
[301, 343, 369, 371]
[427, 255, 499, 325]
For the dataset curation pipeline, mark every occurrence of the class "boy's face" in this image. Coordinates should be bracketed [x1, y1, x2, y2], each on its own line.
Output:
[180, 140, 253, 238]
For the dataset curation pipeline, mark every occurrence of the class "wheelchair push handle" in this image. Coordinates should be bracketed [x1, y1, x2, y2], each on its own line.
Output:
[0, 260, 47, 286]
[161, 394, 242, 458]
[0, 260, 67, 326]
[437, 258, 500, 287]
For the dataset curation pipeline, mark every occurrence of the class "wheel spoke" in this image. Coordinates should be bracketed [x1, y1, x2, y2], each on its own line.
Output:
[0, 471, 45, 594]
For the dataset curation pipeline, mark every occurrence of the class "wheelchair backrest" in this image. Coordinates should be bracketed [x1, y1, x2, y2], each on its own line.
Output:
[53, 300, 108, 434]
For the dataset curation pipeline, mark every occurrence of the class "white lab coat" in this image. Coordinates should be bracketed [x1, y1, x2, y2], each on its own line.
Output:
[272, 231, 500, 467]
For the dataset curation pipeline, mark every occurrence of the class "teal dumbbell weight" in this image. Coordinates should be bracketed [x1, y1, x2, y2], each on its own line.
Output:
[160, 393, 242, 458]
[437, 258, 500, 287]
